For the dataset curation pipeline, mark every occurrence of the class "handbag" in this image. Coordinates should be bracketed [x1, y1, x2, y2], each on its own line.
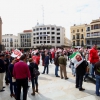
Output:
[32, 68, 40, 77]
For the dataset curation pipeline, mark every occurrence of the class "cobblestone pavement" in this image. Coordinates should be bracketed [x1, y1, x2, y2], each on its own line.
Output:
[0, 61, 99, 100]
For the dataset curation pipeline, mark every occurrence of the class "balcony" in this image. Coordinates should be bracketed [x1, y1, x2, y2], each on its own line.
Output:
[76, 37, 80, 39]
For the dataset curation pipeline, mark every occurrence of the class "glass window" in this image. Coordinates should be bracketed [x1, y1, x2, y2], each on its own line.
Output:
[51, 32, 55, 34]
[57, 37, 60, 39]
[87, 33, 90, 37]
[52, 41, 55, 43]
[40, 28, 42, 30]
[43, 28, 46, 30]
[57, 41, 60, 43]
[52, 27, 55, 30]
[47, 32, 50, 34]
[47, 41, 50, 43]
[47, 27, 50, 30]
[57, 33, 60, 35]
[77, 29, 79, 32]
[57, 28, 60, 31]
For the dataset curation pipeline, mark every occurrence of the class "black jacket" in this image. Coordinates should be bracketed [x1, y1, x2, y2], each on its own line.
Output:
[0, 59, 5, 73]
[76, 60, 88, 75]
[29, 62, 38, 78]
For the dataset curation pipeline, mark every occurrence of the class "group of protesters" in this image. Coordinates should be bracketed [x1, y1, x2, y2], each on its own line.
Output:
[0, 44, 100, 100]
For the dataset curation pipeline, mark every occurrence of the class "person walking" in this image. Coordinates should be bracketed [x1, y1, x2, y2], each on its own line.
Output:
[0, 54, 6, 92]
[29, 58, 39, 96]
[58, 53, 68, 80]
[13, 54, 31, 100]
[8, 57, 17, 99]
[75, 60, 88, 91]
[54, 52, 60, 77]
[42, 52, 49, 74]
[94, 60, 100, 96]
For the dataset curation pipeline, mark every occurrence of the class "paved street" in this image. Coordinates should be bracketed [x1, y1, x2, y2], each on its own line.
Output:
[0, 62, 99, 100]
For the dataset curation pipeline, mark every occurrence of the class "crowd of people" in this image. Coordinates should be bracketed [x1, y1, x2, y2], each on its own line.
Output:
[0, 44, 100, 100]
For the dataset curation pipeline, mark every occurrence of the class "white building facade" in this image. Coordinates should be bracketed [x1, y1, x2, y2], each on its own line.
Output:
[2, 34, 18, 51]
[32, 25, 66, 48]
[18, 25, 71, 49]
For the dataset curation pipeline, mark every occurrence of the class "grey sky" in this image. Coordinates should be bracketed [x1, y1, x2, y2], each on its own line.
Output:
[0, 0, 100, 39]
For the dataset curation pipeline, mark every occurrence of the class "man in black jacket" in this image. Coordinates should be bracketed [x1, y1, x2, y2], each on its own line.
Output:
[76, 60, 88, 91]
[54, 52, 60, 77]
[0, 54, 6, 92]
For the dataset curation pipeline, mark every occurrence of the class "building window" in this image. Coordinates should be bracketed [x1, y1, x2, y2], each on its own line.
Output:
[81, 34, 84, 39]
[52, 41, 55, 43]
[40, 41, 42, 43]
[5, 39, 6, 42]
[81, 29, 83, 32]
[81, 40, 84, 46]
[77, 29, 79, 32]
[57, 33, 60, 35]
[47, 32, 50, 34]
[76, 34, 80, 39]
[47, 41, 50, 43]
[94, 24, 99, 29]
[40, 28, 42, 30]
[40, 32, 42, 35]
[51, 27, 55, 30]
[47, 36, 50, 40]
[87, 40, 90, 45]
[37, 41, 39, 43]
[73, 35, 75, 39]
[37, 37, 39, 39]
[33, 29, 35, 31]
[57, 41, 60, 43]
[73, 30, 75, 33]
[87, 27, 90, 31]
[40, 37, 42, 39]
[51, 32, 55, 34]
[43, 28, 46, 30]
[43, 32, 46, 34]
[57, 37, 60, 39]
[44, 41, 46, 43]
[36, 28, 39, 31]
[37, 33, 39, 35]
[57, 28, 60, 31]
[51, 36, 55, 40]
[47, 27, 50, 30]
[87, 33, 90, 37]
[73, 41, 75, 46]
[34, 42, 35, 44]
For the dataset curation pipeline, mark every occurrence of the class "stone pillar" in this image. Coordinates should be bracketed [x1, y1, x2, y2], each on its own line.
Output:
[0, 17, 2, 45]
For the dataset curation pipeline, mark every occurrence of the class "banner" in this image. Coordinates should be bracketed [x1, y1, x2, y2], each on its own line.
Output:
[11, 49, 23, 59]
[69, 52, 83, 68]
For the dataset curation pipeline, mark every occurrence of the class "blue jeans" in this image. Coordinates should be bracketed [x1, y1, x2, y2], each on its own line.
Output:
[91, 64, 95, 77]
[43, 64, 49, 74]
[96, 75, 100, 96]
[9, 76, 16, 95]
[55, 66, 59, 76]
[31, 77, 38, 87]
[71, 65, 76, 76]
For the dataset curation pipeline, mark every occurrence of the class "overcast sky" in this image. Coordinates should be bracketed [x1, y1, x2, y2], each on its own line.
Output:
[0, 0, 100, 39]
